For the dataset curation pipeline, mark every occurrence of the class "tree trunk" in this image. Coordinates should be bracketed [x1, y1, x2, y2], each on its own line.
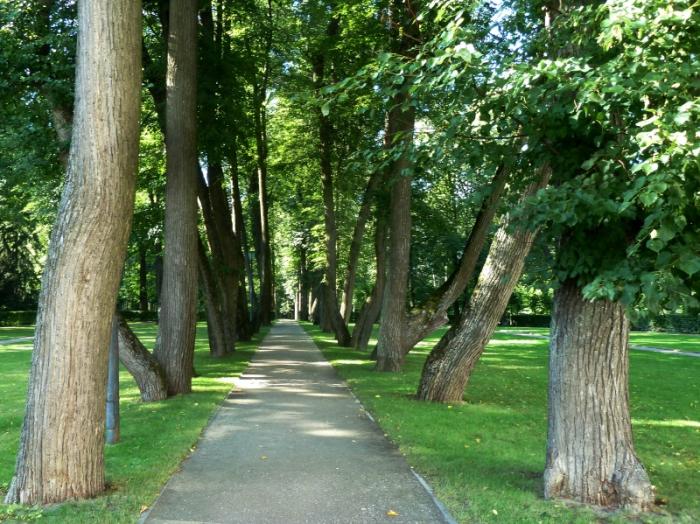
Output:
[543, 281, 654, 510]
[375, 95, 415, 371]
[402, 165, 509, 350]
[417, 167, 550, 402]
[375, 2, 420, 371]
[116, 315, 168, 402]
[4, 0, 141, 504]
[340, 169, 382, 324]
[154, 0, 199, 396]
[197, 236, 229, 358]
[298, 245, 310, 321]
[352, 215, 388, 351]
[139, 242, 149, 313]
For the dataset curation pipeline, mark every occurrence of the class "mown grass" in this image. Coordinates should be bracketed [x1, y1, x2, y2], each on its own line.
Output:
[497, 326, 700, 353]
[303, 322, 700, 524]
[0, 322, 267, 523]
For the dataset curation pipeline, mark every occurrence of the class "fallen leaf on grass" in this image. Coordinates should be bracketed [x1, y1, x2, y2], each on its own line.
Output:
[386, 509, 399, 517]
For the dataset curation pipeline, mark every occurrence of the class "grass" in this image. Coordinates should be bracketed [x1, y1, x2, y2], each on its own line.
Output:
[0, 322, 267, 523]
[303, 322, 700, 524]
[498, 326, 700, 353]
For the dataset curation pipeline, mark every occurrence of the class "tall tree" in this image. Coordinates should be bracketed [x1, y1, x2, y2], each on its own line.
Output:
[154, 0, 199, 395]
[4, 0, 141, 504]
[375, 0, 420, 371]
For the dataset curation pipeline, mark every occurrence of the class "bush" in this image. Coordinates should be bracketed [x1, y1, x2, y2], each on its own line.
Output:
[501, 314, 551, 327]
[0, 310, 37, 326]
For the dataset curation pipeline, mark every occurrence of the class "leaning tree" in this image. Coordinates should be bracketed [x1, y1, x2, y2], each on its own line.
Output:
[5, 0, 142, 504]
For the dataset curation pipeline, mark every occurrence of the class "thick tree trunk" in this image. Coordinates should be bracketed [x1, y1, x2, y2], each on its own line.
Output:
[197, 237, 229, 358]
[154, 0, 199, 396]
[417, 167, 550, 402]
[340, 169, 382, 324]
[139, 243, 149, 313]
[402, 165, 509, 350]
[116, 315, 168, 402]
[4, 0, 141, 504]
[375, 96, 415, 371]
[375, 2, 420, 371]
[543, 281, 654, 510]
[351, 215, 388, 350]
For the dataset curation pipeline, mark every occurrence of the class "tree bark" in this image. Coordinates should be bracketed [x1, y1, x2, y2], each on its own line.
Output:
[116, 315, 168, 402]
[544, 281, 654, 510]
[375, 1, 420, 371]
[4, 0, 141, 504]
[417, 167, 550, 402]
[154, 0, 199, 396]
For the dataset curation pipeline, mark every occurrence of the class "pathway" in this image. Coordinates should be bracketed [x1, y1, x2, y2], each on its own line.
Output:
[142, 320, 453, 524]
[0, 337, 33, 346]
[495, 330, 700, 358]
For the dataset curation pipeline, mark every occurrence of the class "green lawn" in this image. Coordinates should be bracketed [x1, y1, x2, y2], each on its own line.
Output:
[0, 327, 35, 341]
[303, 322, 700, 524]
[0, 322, 266, 523]
[497, 326, 700, 353]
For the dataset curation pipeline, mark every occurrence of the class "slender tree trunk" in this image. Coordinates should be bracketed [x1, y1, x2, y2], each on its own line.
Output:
[139, 243, 149, 313]
[544, 281, 654, 510]
[197, 236, 229, 358]
[341, 169, 382, 324]
[248, 170, 263, 328]
[4, 0, 141, 504]
[417, 167, 550, 402]
[116, 315, 167, 402]
[155, 0, 199, 396]
[402, 165, 509, 350]
[352, 215, 388, 350]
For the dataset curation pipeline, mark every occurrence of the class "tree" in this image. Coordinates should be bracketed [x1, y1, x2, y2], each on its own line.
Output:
[154, 0, 199, 396]
[5, 0, 141, 504]
[375, 0, 421, 372]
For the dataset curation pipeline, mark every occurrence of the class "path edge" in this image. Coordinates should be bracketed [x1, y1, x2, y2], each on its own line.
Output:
[300, 321, 459, 524]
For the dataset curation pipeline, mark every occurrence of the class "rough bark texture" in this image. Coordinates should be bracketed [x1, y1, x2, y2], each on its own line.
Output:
[543, 281, 654, 510]
[375, 2, 420, 371]
[155, 0, 199, 396]
[116, 315, 167, 402]
[375, 95, 416, 371]
[402, 165, 509, 350]
[4, 0, 141, 504]
[417, 167, 550, 402]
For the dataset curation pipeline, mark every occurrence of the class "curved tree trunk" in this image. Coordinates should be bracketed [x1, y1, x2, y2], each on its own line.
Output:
[155, 0, 199, 396]
[4, 0, 141, 504]
[543, 281, 654, 510]
[417, 167, 550, 402]
[117, 315, 167, 402]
